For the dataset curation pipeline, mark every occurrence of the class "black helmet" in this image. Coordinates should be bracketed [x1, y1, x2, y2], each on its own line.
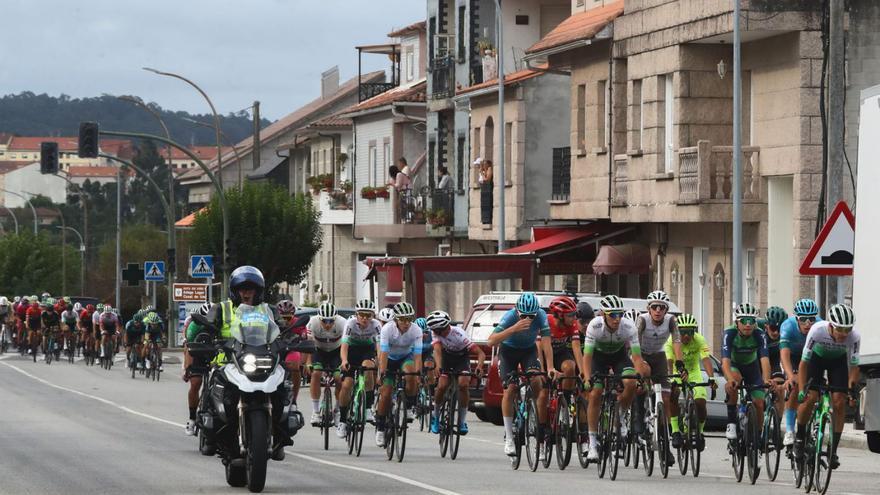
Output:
[577, 301, 594, 323]
[229, 265, 266, 305]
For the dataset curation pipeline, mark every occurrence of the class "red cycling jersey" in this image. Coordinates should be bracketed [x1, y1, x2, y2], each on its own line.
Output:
[546, 314, 581, 350]
[26, 306, 42, 328]
[15, 302, 29, 320]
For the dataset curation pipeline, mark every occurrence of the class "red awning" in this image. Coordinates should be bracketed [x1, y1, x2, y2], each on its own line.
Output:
[592, 243, 652, 275]
[501, 227, 597, 255]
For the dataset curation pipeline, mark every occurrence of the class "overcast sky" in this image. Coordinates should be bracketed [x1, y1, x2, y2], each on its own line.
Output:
[1, 0, 425, 120]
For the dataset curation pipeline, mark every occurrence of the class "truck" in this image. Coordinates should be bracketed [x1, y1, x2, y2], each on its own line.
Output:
[852, 84, 880, 453]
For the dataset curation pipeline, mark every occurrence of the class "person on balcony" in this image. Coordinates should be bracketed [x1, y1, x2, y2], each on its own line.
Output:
[437, 166, 452, 191]
[476, 157, 493, 225]
[395, 158, 412, 192]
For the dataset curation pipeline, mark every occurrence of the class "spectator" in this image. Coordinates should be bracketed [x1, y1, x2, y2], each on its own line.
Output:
[395, 158, 412, 191]
[477, 158, 493, 185]
[437, 166, 452, 191]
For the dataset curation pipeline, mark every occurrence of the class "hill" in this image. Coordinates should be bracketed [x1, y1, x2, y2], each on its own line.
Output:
[0, 92, 271, 146]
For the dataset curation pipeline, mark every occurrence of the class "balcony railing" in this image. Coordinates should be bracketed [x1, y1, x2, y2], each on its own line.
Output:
[430, 56, 455, 100]
[428, 188, 455, 227]
[611, 155, 628, 206]
[359, 82, 396, 102]
[551, 147, 571, 201]
[678, 140, 760, 204]
[327, 189, 352, 210]
[398, 188, 428, 225]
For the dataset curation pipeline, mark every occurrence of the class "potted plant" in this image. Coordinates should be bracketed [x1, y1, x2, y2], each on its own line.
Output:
[306, 175, 323, 194]
[336, 152, 348, 166]
[427, 208, 449, 227]
[320, 173, 334, 190]
[341, 180, 352, 192]
[361, 186, 377, 200]
[375, 186, 390, 199]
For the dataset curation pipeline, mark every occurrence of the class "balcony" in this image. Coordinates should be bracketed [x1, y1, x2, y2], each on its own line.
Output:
[354, 186, 430, 239]
[359, 82, 397, 102]
[611, 155, 628, 206]
[430, 56, 455, 100]
[677, 140, 761, 204]
[427, 188, 455, 237]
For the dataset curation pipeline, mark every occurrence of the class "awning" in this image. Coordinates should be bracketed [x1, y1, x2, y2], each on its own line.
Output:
[592, 243, 651, 275]
[502, 227, 597, 255]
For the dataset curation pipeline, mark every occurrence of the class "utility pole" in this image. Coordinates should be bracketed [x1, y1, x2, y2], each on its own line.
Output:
[827, 0, 846, 307]
[252, 100, 261, 185]
[732, 0, 743, 307]
[495, 0, 506, 252]
[116, 166, 122, 311]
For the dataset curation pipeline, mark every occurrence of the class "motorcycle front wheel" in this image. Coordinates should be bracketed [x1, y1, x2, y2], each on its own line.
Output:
[246, 410, 269, 493]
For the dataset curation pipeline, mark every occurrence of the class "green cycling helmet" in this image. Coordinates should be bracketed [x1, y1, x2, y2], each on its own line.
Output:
[765, 306, 788, 327]
[677, 313, 698, 329]
[144, 311, 161, 324]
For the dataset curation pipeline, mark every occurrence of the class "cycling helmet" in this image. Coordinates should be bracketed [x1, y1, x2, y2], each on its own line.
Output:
[229, 265, 266, 305]
[145, 312, 161, 324]
[646, 290, 671, 306]
[13, 296, 20, 303]
[103, 305, 113, 314]
[198, 302, 215, 316]
[426, 310, 452, 331]
[734, 302, 760, 319]
[827, 304, 855, 328]
[377, 307, 395, 323]
[73, 302, 82, 312]
[41, 292, 51, 300]
[599, 294, 625, 312]
[677, 313, 698, 329]
[548, 296, 577, 316]
[765, 306, 788, 327]
[624, 308, 640, 321]
[794, 298, 819, 317]
[86, 304, 95, 312]
[415, 317, 428, 330]
[0, 296, 7, 305]
[96, 303, 104, 311]
[355, 299, 375, 313]
[144, 305, 155, 312]
[515, 292, 539, 316]
[46, 297, 56, 306]
[392, 301, 416, 319]
[318, 302, 337, 319]
[275, 300, 295, 315]
[577, 301, 595, 322]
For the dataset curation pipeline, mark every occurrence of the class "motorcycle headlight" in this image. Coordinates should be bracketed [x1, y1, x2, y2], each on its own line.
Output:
[242, 353, 258, 373]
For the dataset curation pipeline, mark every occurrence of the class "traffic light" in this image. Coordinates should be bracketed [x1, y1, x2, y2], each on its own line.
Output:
[78, 121, 99, 158]
[40, 142, 59, 174]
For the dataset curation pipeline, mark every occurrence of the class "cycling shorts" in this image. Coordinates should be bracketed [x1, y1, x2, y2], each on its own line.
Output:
[144, 331, 162, 343]
[125, 332, 144, 346]
[342, 345, 377, 378]
[383, 354, 415, 385]
[552, 347, 576, 369]
[643, 351, 671, 392]
[284, 351, 302, 364]
[311, 348, 341, 372]
[590, 348, 636, 389]
[499, 344, 541, 386]
[439, 350, 470, 375]
[806, 355, 849, 391]
[730, 360, 766, 400]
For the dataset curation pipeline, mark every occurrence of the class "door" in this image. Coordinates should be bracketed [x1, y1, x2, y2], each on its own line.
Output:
[692, 247, 710, 347]
[768, 176, 794, 307]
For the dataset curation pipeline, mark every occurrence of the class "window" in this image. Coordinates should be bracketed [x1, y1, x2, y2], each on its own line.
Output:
[633, 79, 643, 151]
[383, 140, 391, 184]
[576, 84, 586, 151]
[368, 144, 377, 186]
[551, 147, 571, 201]
[664, 73, 675, 173]
[473, 127, 481, 183]
[406, 47, 415, 81]
[428, 139, 436, 187]
[504, 122, 512, 182]
[597, 80, 608, 149]
[457, 5, 466, 61]
[456, 134, 466, 191]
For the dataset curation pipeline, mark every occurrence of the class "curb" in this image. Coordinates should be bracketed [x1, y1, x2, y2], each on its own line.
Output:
[839, 431, 868, 449]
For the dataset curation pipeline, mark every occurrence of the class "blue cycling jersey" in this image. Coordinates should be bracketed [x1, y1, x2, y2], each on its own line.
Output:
[779, 315, 823, 356]
[493, 308, 550, 350]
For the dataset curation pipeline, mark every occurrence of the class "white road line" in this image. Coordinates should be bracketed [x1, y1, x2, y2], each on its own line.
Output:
[1, 360, 464, 495]
[465, 436, 505, 447]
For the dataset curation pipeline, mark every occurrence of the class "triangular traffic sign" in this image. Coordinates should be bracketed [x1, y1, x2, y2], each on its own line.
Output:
[799, 201, 855, 276]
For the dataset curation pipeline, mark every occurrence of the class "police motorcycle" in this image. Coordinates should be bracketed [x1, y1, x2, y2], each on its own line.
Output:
[193, 304, 314, 493]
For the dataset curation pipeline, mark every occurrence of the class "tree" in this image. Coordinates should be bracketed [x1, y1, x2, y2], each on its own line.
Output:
[0, 233, 81, 296]
[190, 182, 322, 298]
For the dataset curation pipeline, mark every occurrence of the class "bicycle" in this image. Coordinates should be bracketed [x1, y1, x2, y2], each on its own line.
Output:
[100, 334, 115, 370]
[0, 322, 9, 354]
[762, 374, 786, 482]
[632, 374, 679, 478]
[542, 375, 581, 470]
[589, 373, 640, 480]
[384, 370, 420, 462]
[65, 331, 77, 364]
[417, 369, 434, 432]
[144, 340, 162, 381]
[187, 340, 219, 457]
[345, 366, 376, 457]
[44, 329, 58, 365]
[316, 368, 337, 451]
[728, 382, 771, 484]
[507, 370, 546, 472]
[796, 379, 849, 494]
[672, 379, 715, 477]
[437, 369, 476, 461]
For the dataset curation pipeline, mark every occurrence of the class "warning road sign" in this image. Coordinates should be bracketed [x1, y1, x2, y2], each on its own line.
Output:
[144, 261, 166, 281]
[190, 255, 214, 279]
[799, 201, 855, 276]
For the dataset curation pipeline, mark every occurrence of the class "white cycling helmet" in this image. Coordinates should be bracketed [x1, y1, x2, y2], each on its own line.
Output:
[73, 302, 83, 312]
[318, 302, 337, 319]
[377, 307, 395, 324]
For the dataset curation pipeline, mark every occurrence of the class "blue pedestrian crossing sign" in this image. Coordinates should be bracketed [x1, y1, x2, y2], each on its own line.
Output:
[190, 255, 214, 279]
[144, 261, 165, 281]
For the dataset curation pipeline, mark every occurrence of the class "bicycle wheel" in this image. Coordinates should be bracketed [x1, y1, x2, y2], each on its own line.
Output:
[621, 407, 632, 468]
[386, 399, 397, 461]
[656, 405, 670, 479]
[449, 389, 462, 461]
[45, 339, 52, 364]
[792, 443, 804, 488]
[765, 406, 782, 481]
[804, 423, 816, 494]
[677, 408, 689, 476]
[642, 404, 654, 476]
[394, 390, 407, 462]
[525, 395, 540, 472]
[610, 401, 623, 481]
[574, 395, 590, 469]
[687, 397, 701, 477]
[439, 393, 451, 458]
[746, 403, 761, 484]
[355, 389, 366, 457]
[555, 394, 572, 470]
[814, 412, 834, 495]
[322, 386, 332, 450]
[598, 397, 612, 478]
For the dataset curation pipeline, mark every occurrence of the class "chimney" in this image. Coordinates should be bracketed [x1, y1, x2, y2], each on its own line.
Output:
[321, 66, 340, 100]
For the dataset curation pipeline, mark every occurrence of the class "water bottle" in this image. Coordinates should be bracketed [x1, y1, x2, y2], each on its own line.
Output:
[739, 404, 748, 430]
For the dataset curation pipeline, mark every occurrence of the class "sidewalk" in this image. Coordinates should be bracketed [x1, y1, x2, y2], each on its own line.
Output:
[840, 422, 868, 449]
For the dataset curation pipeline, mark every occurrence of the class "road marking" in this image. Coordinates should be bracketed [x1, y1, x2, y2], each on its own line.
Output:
[465, 436, 504, 447]
[1, 360, 464, 495]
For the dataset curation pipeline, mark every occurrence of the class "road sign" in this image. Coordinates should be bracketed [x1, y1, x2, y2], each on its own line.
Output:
[173, 283, 208, 302]
[144, 261, 166, 281]
[190, 255, 214, 279]
[800, 201, 855, 276]
[177, 301, 202, 346]
[122, 263, 144, 287]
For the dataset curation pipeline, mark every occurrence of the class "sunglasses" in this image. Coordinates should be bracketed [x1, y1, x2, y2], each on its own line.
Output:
[281, 315, 293, 321]
[649, 304, 668, 311]
[737, 317, 757, 325]
[321, 318, 335, 324]
[798, 316, 817, 323]
[680, 329, 696, 336]
[395, 316, 413, 323]
[606, 311, 624, 319]
[832, 325, 853, 333]
[519, 313, 535, 320]
[356, 312, 374, 318]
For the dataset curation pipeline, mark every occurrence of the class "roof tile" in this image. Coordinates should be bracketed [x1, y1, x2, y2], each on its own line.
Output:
[525, 1, 624, 55]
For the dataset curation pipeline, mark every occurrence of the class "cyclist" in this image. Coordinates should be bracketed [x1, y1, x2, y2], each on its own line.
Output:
[489, 292, 555, 456]
[781, 298, 821, 447]
[41, 298, 62, 356]
[338, 299, 381, 439]
[142, 311, 164, 371]
[61, 302, 79, 354]
[721, 302, 774, 440]
[428, 310, 486, 435]
[667, 313, 716, 451]
[377, 307, 395, 326]
[98, 305, 120, 360]
[275, 300, 304, 406]
[764, 306, 788, 420]
[634, 290, 684, 450]
[581, 294, 644, 462]
[125, 310, 146, 369]
[26, 296, 43, 355]
[183, 302, 216, 435]
[544, 296, 582, 395]
[375, 301, 423, 448]
[0, 296, 10, 339]
[306, 302, 345, 427]
[79, 303, 96, 356]
[793, 303, 860, 469]
[417, 317, 437, 400]
[14, 296, 30, 348]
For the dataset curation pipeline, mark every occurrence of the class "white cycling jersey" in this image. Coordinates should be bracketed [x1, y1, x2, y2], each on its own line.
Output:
[342, 317, 381, 347]
[379, 321, 422, 360]
[636, 313, 680, 354]
[583, 316, 641, 355]
[802, 321, 861, 366]
[431, 325, 473, 354]
[306, 315, 346, 352]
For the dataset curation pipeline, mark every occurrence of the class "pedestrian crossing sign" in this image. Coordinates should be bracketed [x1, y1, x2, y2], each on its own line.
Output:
[144, 261, 166, 281]
[190, 255, 214, 279]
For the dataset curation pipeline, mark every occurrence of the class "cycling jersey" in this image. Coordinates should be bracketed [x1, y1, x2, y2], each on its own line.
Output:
[721, 326, 768, 366]
[545, 314, 580, 350]
[341, 317, 380, 346]
[144, 323, 164, 342]
[306, 315, 346, 351]
[636, 313, 680, 354]
[15, 302, 29, 320]
[665, 333, 709, 371]
[582, 316, 641, 356]
[0, 304, 9, 318]
[41, 310, 61, 329]
[125, 320, 145, 336]
[432, 325, 474, 355]
[493, 308, 550, 350]
[780, 315, 823, 356]
[26, 306, 42, 328]
[379, 321, 422, 360]
[99, 312, 119, 331]
[802, 321, 860, 366]
[61, 310, 78, 328]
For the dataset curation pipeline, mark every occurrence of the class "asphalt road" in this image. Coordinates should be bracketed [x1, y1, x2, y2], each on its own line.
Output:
[1, 352, 878, 495]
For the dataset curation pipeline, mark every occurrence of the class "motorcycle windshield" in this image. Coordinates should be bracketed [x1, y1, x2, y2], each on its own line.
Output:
[231, 304, 278, 346]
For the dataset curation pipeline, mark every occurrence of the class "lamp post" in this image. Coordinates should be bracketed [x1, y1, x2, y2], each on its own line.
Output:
[494, 0, 506, 252]
[2, 206, 18, 234]
[732, 0, 743, 307]
[1, 188, 38, 234]
[57, 226, 85, 295]
[54, 172, 90, 294]
[182, 117, 246, 170]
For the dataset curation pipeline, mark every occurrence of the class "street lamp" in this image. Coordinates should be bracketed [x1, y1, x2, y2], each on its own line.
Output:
[182, 116, 246, 175]
[494, 0, 506, 252]
[54, 171, 90, 294]
[1, 188, 38, 234]
[57, 226, 85, 295]
[2, 206, 18, 234]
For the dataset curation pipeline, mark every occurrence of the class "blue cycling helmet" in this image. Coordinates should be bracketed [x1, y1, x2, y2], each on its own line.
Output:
[793, 298, 819, 317]
[765, 306, 788, 327]
[415, 317, 428, 330]
[229, 265, 266, 305]
[516, 292, 539, 316]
